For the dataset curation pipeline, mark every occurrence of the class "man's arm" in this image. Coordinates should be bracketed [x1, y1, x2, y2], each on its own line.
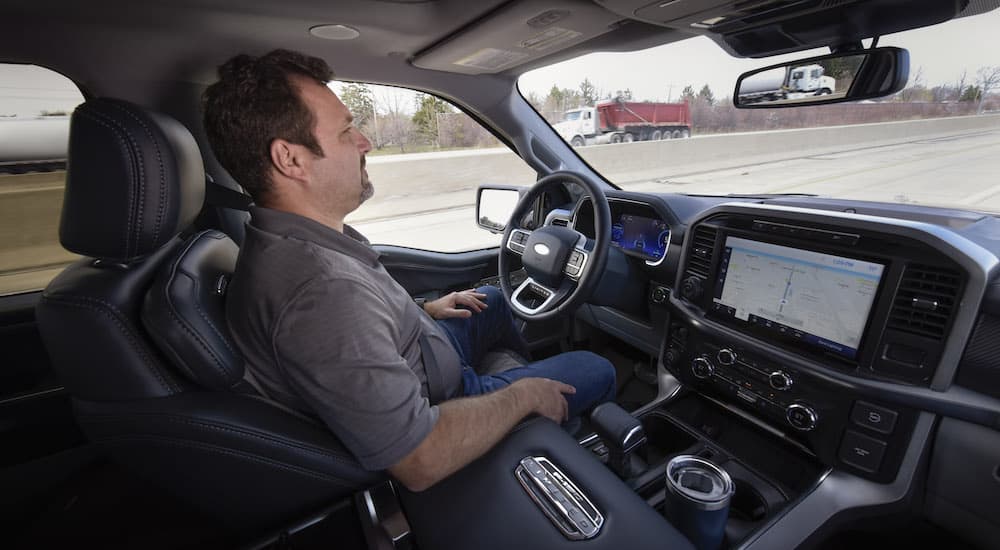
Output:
[390, 377, 575, 492]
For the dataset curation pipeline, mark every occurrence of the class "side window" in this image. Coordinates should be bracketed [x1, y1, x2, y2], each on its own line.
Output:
[331, 82, 535, 252]
[0, 65, 84, 295]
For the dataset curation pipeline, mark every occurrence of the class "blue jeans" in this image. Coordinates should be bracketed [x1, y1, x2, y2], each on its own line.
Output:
[437, 286, 616, 419]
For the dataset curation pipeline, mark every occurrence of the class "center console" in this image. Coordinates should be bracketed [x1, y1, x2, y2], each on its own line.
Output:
[662, 204, 975, 484]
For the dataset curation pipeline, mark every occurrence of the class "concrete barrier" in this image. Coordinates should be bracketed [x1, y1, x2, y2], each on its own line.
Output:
[576, 113, 1000, 186]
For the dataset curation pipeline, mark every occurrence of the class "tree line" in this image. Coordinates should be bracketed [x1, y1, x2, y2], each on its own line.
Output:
[336, 64, 998, 154]
[338, 84, 500, 154]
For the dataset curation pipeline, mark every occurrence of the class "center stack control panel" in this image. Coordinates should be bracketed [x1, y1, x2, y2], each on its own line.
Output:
[659, 208, 965, 482]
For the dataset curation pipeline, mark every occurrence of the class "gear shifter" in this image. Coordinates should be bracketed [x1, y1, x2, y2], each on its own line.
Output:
[590, 402, 647, 479]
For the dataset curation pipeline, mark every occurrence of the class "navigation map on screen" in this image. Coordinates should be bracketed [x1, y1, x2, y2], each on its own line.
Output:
[712, 237, 884, 359]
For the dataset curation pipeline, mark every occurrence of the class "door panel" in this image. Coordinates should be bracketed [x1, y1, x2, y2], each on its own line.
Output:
[0, 292, 85, 467]
[377, 246, 500, 296]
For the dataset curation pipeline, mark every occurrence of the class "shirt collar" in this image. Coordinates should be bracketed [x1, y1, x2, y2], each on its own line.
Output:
[249, 206, 381, 265]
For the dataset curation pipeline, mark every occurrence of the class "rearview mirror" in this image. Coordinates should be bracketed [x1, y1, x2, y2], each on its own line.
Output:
[734, 47, 909, 108]
[476, 185, 523, 233]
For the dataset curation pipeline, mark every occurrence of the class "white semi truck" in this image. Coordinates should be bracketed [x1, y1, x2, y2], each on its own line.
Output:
[739, 64, 836, 103]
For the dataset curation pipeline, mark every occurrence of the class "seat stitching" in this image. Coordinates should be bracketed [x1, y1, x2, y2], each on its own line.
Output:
[41, 294, 180, 393]
[74, 109, 137, 259]
[99, 434, 368, 484]
[105, 101, 167, 249]
[85, 413, 358, 463]
[179, 233, 239, 357]
[81, 106, 145, 259]
[159, 235, 234, 383]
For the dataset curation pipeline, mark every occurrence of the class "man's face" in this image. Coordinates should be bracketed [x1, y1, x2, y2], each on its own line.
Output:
[293, 77, 373, 216]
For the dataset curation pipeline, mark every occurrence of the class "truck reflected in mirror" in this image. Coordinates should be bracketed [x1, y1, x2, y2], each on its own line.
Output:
[476, 186, 522, 233]
[735, 47, 909, 108]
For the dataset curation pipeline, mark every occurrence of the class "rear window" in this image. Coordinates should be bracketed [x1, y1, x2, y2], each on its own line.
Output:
[0, 64, 84, 295]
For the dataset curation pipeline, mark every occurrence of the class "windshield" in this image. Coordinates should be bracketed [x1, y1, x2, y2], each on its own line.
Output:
[519, 9, 1000, 213]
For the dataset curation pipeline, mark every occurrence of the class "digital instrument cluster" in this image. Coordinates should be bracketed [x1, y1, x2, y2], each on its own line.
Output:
[612, 214, 670, 261]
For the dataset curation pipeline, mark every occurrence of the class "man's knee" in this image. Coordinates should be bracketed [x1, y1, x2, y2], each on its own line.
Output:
[566, 350, 616, 389]
[477, 285, 504, 308]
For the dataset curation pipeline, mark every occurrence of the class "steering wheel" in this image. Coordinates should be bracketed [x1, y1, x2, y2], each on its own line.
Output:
[499, 171, 612, 321]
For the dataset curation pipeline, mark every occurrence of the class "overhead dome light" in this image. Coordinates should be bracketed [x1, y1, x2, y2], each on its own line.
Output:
[309, 24, 360, 40]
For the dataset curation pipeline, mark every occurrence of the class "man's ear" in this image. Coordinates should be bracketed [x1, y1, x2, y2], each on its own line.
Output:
[269, 138, 310, 183]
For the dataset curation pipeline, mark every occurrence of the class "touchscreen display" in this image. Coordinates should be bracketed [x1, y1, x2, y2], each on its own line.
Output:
[612, 214, 670, 260]
[712, 237, 884, 359]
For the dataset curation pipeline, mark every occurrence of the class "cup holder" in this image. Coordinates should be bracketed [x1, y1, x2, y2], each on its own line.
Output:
[638, 412, 698, 466]
[728, 479, 768, 522]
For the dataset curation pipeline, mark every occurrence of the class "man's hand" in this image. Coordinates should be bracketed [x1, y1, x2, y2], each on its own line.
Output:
[423, 289, 488, 320]
[510, 377, 576, 423]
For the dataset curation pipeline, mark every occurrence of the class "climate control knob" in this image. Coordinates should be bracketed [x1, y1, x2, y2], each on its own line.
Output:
[691, 357, 715, 379]
[785, 403, 818, 431]
[717, 348, 737, 365]
[769, 371, 793, 391]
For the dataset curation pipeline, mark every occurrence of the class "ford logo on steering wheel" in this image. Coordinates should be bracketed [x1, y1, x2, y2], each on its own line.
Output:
[533, 243, 551, 256]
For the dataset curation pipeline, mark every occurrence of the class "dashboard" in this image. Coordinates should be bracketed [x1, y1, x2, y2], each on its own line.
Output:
[564, 191, 1000, 490]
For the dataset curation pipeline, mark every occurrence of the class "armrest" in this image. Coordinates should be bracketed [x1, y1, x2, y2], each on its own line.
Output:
[398, 417, 694, 550]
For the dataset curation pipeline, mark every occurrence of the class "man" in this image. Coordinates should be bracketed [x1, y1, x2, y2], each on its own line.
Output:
[203, 49, 615, 492]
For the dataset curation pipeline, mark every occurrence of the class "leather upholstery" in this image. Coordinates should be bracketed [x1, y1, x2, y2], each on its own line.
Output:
[37, 99, 379, 535]
[60, 98, 205, 263]
[141, 230, 245, 391]
[76, 392, 381, 528]
[38, 240, 189, 401]
[400, 418, 695, 550]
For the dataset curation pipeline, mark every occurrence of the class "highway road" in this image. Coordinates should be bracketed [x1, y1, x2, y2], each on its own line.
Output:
[353, 123, 1000, 251]
[2, 118, 999, 294]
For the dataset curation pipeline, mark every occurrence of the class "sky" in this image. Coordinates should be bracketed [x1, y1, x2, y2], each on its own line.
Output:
[518, 8, 1000, 103]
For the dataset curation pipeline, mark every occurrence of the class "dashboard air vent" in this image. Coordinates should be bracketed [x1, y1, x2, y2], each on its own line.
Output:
[887, 263, 962, 340]
[686, 225, 718, 278]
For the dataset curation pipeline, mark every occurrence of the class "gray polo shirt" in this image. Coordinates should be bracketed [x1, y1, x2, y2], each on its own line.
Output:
[226, 207, 464, 471]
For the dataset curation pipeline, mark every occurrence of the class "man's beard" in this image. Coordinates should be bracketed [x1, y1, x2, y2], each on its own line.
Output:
[359, 157, 374, 204]
[360, 178, 374, 203]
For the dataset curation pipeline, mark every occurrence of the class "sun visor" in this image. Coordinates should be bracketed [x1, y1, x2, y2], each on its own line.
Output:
[411, 1, 622, 75]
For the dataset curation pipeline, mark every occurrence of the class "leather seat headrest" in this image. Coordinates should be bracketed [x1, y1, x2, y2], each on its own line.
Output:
[60, 98, 205, 263]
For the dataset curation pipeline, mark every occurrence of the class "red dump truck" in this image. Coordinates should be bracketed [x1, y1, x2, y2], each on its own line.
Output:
[554, 99, 692, 146]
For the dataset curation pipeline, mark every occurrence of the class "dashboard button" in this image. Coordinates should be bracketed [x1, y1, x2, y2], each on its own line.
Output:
[838, 430, 887, 473]
[651, 286, 668, 304]
[716, 348, 737, 365]
[769, 371, 793, 391]
[691, 357, 714, 379]
[785, 403, 818, 431]
[851, 401, 898, 435]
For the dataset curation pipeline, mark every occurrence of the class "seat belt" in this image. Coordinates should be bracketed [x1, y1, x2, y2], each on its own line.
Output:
[205, 175, 253, 211]
[418, 335, 447, 405]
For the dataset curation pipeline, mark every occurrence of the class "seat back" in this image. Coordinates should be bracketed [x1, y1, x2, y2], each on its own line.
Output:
[37, 99, 379, 534]
[37, 97, 203, 402]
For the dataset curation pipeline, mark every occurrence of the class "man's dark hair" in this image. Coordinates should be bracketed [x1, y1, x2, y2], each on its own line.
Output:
[203, 49, 333, 204]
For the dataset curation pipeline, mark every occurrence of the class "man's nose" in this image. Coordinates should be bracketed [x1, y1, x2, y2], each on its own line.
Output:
[357, 130, 373, 154]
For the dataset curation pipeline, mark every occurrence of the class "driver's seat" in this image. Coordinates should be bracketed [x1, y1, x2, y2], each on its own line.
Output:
[35, 98, 380, 533]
